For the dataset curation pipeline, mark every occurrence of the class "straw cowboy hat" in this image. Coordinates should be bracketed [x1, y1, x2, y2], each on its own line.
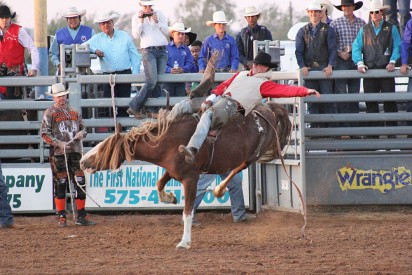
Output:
[334, 0, 363, 11]
[0, 5, 16, 19]
[252, 52, 277, 69]
[62, 7, 86, 18]
[169, 22, 191, 36]
[206, 11, 232, 26]
[319, 0, 334, 15]
[49, 83, 69, 97]
[306, 1, 322, 11]
[368, 0, 390, 12]
[94, 12, 119, 24]
[242, 6, 262, 17]
[139, 0, 155, 5]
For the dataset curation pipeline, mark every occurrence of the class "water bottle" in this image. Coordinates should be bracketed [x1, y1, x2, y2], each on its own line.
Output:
[173, 61, 179, 69]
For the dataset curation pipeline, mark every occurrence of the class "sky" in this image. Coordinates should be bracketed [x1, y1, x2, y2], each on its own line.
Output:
[2, 0, 372, 30]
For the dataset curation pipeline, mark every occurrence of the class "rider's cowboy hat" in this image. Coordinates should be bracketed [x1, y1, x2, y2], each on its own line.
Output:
[139, 0, 155, 6]
[242, 6, 261, 17]
[319, 0, 334, 15]
[94, 12, 119, 24]
[206, 11, 232, 26]
[49, 83, 70, 97]
[252, 52, 277, 69]
[368, 0, 390, 12]
[334, 0, 363, 11]
[306, 1, 322, 11]
[0, 5, 16, 19]
[169, 22, 191, 36]
[62, 7, 86, 18]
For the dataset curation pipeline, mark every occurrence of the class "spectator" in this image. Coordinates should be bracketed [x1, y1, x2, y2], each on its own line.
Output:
[183, 31, 197, 46]
[49, 7, 95, 73]
[0, 4, 39, 99]
[163, 22, 194, 97]
[400, 17, 412, 125]
[128, 0, 169, 119]
[198, 11, 239, 73]
[330, 0, 365, 130]
[352, 0, 401, 135]
[295, 1, 337, 128]
[41, 83, 95, 227]
[236, 6, 272, 70]
[84, 12, 140, 118]
[383, 0, 411, 36]
[0, 160, 22, 229]
[186, 40, 202, 93]
[320, 0, 334, 25]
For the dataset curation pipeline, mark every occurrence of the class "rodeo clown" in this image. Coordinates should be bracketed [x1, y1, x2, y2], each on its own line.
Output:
[41, 83, 95, 227]
[178, 52, 321, 164]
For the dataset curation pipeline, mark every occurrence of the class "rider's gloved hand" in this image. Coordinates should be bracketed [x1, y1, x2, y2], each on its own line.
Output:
[201, 100, 212, 112]
[74, 131, 84, 140]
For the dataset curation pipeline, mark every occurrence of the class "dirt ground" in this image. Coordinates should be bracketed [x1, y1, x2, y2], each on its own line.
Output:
[1, 208, 411, 274]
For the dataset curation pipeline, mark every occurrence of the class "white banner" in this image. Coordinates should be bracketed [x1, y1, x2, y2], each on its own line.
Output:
[3, 167, 54, 212]
[85, 164, 249, 209]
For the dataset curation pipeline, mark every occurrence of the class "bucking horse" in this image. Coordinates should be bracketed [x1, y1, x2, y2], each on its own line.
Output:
[80, 53, 292, 249]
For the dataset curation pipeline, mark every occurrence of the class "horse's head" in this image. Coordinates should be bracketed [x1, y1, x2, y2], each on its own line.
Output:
[80, 123, 127, 173]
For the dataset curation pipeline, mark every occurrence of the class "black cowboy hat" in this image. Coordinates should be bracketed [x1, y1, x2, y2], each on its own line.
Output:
[0, 5, 16, 19]
[334, 0, 363, 11]
[186, 32, 197, 46]
[252, 52, 277, 68]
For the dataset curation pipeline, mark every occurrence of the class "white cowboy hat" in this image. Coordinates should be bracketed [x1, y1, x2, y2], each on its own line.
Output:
[139, 0, 155, 5]
[94, 12, 119, 24]
[49, 83, 69, 97]
[242, 6, 261, 17]
[369, 0, 391, 12]
[62, 7, 86, 18]
[319, 0, 334, 16]
[306, 1, 322, 11]
[206, 11, 232, 26]
[169, 22, 191, 36]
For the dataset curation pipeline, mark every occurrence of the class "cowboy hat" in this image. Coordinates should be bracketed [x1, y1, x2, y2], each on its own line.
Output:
[368, 0, 390, 12]
[206, 11, 232, 26]
[168, 22, 191, 36]
[0, 5, 16, 19]
[49, 83, 69, 97]
[139, 0, 155, 6]
[334, 0, 363, 11]
[242, 6, 261, 17]
[94, 12, 119, 24]
[252, 52, 277, 69]
[62, 7, 86, 18]
[319, 0, 334, 15]
[306, 1, 322, 11]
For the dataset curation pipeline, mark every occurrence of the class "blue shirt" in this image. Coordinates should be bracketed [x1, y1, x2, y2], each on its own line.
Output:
[352, 20, 401, 65]
[165, 42, 194, 73]
[198, 33, 239, 71]
[84, 29, 141, 74]
[401, 18, 412, 64]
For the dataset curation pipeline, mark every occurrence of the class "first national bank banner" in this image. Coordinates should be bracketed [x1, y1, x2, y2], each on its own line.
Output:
[85, 163, 250, 209]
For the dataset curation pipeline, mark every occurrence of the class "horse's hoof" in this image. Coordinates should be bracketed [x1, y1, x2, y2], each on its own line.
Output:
[176, 242, 191, 250]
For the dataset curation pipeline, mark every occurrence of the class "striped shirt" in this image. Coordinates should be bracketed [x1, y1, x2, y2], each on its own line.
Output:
[330, 15, 365, 53]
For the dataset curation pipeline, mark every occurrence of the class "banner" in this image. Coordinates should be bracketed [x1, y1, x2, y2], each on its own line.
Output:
[85, 164, 249, 209]
[3, 167, 54, 212]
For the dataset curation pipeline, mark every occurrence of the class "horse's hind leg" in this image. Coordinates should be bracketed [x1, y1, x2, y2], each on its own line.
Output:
[157, 172, 177, 204]
[213, 162, 248, 198]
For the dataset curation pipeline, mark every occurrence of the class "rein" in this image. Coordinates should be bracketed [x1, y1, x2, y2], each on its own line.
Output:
[252, 109, 309, 241]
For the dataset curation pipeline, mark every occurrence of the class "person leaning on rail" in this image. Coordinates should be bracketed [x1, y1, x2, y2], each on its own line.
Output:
[352, 0, 401, 137]
[49, 7, 95, 74]
[0, 4, 39, 99]
[41, 83, 95, 227]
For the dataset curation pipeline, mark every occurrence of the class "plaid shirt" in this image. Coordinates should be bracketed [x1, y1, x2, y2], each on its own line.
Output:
[330, 15, 366, 53]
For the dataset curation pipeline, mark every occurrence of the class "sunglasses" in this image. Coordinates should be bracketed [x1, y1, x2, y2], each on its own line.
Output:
[369, 10, 381, 14]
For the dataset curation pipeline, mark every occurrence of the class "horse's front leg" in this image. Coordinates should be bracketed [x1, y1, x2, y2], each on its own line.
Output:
[176, 175, 198, 250]
[157, 171, 177, 204]
[213, 162, 248, 197]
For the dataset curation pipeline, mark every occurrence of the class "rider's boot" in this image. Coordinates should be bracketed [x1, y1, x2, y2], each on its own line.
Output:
[178, 145, 197, 164]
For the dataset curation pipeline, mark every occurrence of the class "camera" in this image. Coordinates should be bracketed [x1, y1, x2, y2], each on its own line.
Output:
[141, 12, 153, 18]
